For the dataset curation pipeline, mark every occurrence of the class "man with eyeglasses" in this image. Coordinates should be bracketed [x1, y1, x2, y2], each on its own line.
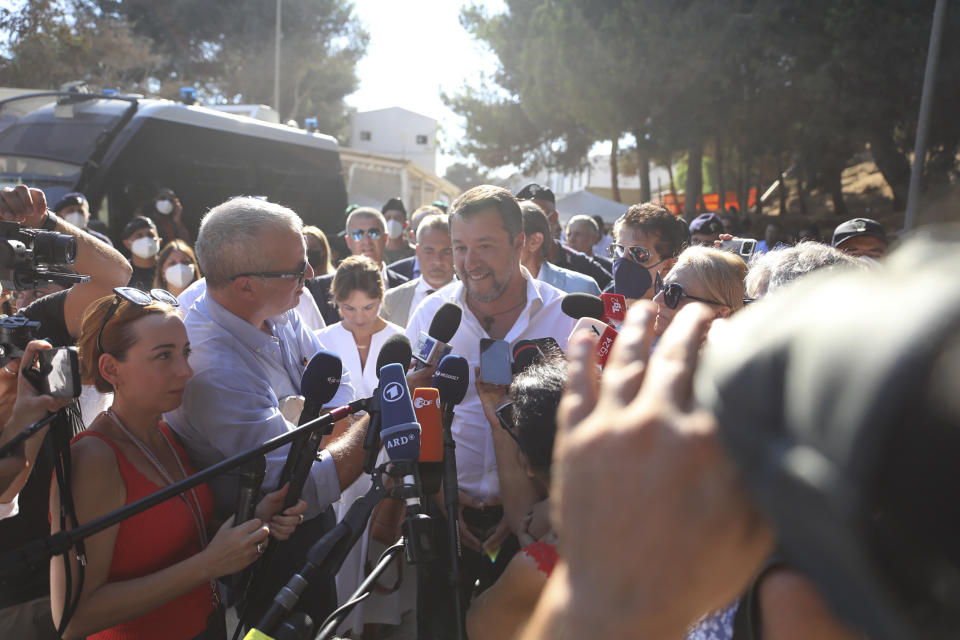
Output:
[605, 203, 687, 300]
[305, 206, 409, 325]
[165, 196, 367, 627]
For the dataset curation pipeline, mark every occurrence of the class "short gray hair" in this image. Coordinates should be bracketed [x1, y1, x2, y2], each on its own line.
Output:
[345, 207, 386, 233]
[566, 214, 599, 236]
[746, 241, 862, 299]
[196, 197, 303, 288]
[415, 213, 450, 244]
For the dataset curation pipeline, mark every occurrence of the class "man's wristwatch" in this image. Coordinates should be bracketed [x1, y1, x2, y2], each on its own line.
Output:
[41, 210, 59, 231]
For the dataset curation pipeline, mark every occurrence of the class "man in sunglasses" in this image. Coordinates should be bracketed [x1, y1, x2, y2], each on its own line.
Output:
[305, 206, 409, 325]
[606, 202, 687, 300]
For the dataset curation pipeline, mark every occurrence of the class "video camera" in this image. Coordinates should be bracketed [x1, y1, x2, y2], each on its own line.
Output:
[0, 219, 89, 290]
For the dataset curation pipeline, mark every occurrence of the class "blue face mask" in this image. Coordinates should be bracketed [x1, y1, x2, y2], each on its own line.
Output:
[612, 257, 653, 299]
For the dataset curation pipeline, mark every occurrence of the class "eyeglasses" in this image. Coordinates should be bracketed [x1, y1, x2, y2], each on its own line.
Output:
[231, 262, 309, 284]
[654, 272, 725, 310]
[96, 287, 179, 355]
[495, 402, 523, 448]
[609, 243, 652, 264]
[349, 227, 382, 242]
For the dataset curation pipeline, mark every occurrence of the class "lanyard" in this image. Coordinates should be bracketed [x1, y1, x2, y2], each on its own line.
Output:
[105, 410, 220, 605]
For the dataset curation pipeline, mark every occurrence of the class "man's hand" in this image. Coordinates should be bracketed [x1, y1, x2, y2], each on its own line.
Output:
[474, 366, 509, 425]
[405, 364, 435, 396]
[0, 185, 48, 228]
[535, 301, 773, 635]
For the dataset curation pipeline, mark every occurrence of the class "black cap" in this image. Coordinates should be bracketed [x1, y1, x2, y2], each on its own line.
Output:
[53, 192, 87, 212]
[516, 183, 555, 204]
[832, 218, 887, 248]
[689, 213, 723, 235]
[121, 215, 157, 240]
[382, 197, 406, 216]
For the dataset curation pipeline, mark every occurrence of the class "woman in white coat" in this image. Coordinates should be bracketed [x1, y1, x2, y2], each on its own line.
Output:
[316, 256, 410, 636]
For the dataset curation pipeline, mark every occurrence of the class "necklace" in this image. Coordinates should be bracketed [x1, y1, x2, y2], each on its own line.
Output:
[105, 409, 220, 606]
[469, 297, 527, 333]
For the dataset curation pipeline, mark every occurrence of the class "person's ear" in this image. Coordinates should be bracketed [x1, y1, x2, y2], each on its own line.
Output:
[122, 237, 133, 251]
[528, 231, 545, 254]
[715, 305, 733, 320]
[513, 231, 526, 253]
[231, 276, 257, 300]
[99, 353, 121, 388]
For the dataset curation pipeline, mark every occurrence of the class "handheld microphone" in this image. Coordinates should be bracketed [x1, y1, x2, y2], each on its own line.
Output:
[433, 355, 470, 408]
[413, 388, 443, 495]
[568, 316, 618, 367]
[561, 292, 605, 321]
[379, 363, 422, 463]
[512, 339, 544, 375]
[413, 302, 462, 368]
[298, 350, 343, 425]
[234, 455, 266, 525]
[364, 335, 414, 473]
[600, 292, 627, 328]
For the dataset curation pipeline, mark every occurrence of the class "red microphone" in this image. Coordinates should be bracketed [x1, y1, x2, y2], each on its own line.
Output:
[600, 293, 626, 328]
[413, 387, 443, 494]
[568, 316, 618, 367]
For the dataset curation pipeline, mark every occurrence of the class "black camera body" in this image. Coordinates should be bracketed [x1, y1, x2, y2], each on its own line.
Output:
[0, 314, 41, 367]
[0, 219, 86, 290]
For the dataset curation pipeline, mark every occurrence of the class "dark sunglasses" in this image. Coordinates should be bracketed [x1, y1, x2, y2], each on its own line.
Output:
[495, 402, 523, 448]
[349, 227, 382, 241]
[96, 287, 179, 355]
[654, 272, 724, 310]
[231, 262, 309, 284]
[609, 243, 652, 264]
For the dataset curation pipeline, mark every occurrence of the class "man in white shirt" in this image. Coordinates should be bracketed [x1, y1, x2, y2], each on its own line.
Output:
[381, 213, 455, 326]
[405, 185, 576, 636]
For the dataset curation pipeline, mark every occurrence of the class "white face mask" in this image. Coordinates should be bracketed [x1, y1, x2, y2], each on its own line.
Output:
[64, 212, 86, 228]
[155, 199, 174, 215]
[164, 262, 195, 288]
[131, 236, 160, 259]
[386, 219, 404, 240]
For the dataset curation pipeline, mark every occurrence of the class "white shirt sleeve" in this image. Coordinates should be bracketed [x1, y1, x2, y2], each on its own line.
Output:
[297, 288, 327, 332]
[0, 495, 19, 520]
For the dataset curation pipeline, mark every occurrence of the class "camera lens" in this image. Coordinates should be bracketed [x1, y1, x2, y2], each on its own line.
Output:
[31, 231, 77, 265]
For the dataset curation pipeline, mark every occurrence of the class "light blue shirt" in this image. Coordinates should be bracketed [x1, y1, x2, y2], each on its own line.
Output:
[537, 261, 602, 296]
[165, 292, 356, 519]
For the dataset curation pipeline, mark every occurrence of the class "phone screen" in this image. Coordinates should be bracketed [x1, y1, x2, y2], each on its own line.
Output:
[40, 347, 80, 398]
[479, 338, 512, 385]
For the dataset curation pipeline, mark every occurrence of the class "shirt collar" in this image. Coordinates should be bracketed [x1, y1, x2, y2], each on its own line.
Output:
[201, 292, 290, 349]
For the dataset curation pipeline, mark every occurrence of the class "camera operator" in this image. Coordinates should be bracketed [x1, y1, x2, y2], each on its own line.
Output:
[0, 185, 132, 640]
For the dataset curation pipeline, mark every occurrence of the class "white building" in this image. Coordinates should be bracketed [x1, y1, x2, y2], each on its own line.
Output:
[349, 107, 438, 174]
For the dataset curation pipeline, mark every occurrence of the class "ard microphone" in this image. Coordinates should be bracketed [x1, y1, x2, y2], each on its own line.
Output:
[569, 316, 618, 367]
[600, 293, 627, 328]
[298, 350, 343, 426]
[413, 388, 443, 495]
[561, 292, 605, 321]
[414, 302, 462, 368]
[364, 335, 414, 472]
[379, 363, 422, 463]
[234, 455, 266, 525]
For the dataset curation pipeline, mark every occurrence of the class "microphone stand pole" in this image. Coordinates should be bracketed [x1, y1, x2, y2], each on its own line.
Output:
[0, 399, 368, 579]
[440, 403, 466, 640]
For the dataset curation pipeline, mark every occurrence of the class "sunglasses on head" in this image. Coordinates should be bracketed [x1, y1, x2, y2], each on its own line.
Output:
[495, 402, 523, 447]
[350, 227, 382, 242]
[96, 287, 179, 355]
[609, 243, 652, 264]
[654, 271, 725, 310]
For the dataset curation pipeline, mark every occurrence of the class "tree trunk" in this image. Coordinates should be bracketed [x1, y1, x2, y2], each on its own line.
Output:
[666, 155, 679, 212]
[610, 137, 621, 203]
[716, 138, 726, 211]
[869, 135, 911, 210]
[684, 143, 703, 220]
[634, 129, 651, 203]
[822, 163, 848, 217]
[778, 170, 787, 216]
[737, 154, 748, 214]
[796, 171, 808, 216]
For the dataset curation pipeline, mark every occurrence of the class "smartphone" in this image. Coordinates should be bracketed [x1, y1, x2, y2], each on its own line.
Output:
[479, 338, 512, 385]
[719, 238, 757, 260]
[37, 346, 81, 398]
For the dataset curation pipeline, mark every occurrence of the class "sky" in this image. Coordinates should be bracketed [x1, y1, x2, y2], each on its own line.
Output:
[344, 0, 507, 175]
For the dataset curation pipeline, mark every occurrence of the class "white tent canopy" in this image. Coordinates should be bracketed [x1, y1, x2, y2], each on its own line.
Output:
[556, 189, 629, 223]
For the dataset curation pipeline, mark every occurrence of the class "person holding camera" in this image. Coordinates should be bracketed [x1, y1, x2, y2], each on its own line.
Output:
[0, 185, 133, 640]
[47, 289, 307, 640]
[148, 188, 191, 246]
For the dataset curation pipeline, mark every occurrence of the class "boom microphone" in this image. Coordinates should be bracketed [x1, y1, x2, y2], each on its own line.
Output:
[568, 316, 618, 367]
[413, 388, 443, 495]
[561, 292, 605, 321]
[414, 302, 462, 368]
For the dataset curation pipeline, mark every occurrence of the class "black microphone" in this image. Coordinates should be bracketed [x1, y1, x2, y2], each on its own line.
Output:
[413, 302, 462, 368]
[273, 612, 313, 640]
[364, 334, 413, 473]
[234, 455, 266, 525]
[561, 292, 605, 321]
[278, 350, 342, 510]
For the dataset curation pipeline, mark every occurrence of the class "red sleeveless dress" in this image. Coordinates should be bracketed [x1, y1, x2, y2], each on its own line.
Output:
[70, 425, 218, 640]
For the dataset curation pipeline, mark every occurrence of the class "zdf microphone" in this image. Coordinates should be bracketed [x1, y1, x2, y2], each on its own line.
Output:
[413, 388, 443, 495]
